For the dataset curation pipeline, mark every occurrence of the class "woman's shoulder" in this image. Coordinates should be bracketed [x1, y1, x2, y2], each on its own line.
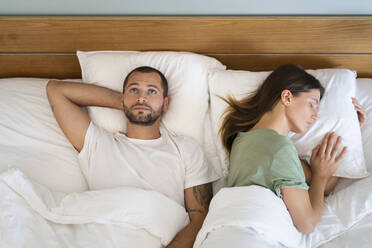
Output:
[238, 129, 291, 144]
[234, 129, 294, 154]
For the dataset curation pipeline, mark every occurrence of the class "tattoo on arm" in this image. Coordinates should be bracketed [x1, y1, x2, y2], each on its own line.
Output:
[193, 184, 213, 209]
[186, 208, 204, 214]
[189, 183, 213, 211]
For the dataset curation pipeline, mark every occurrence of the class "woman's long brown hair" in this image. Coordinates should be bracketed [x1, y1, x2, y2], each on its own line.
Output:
[219, 64, 324, 155]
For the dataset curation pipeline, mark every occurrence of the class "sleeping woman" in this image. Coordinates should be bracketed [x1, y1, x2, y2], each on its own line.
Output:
[220, 64, 350, 234]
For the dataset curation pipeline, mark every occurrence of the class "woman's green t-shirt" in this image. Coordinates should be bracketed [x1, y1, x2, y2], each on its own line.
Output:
[227, 129, 309, 197]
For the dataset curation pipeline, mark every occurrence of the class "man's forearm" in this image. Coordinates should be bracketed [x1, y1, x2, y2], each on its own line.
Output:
[47, 80, 123, 110]
[168, 183, 211, 247]
[166, 218, 204, 248]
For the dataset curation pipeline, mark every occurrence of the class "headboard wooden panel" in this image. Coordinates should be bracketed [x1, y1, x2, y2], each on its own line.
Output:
[1, 16, 372, 78]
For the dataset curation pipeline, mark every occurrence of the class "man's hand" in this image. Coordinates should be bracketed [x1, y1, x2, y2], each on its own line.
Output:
[166, 183, 212, 248]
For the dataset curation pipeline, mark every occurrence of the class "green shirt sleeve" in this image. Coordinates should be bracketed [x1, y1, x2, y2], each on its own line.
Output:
[227, 130, 309, 198]
[271, 144, 309, 198]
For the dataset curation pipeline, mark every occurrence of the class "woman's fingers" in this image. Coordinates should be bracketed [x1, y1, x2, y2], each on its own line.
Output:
[330, 136, 342, 159]
[353, 101, 366, 116]
[319, 132, 330, 156]
[311, 133, 347, 179]
[352, 97, 367, 128]
[352, 99, 362, 110]
[311, 145, 320, 160]
[335, 146, 347, 164]
[325, 133, 336, 158]
[357, 108, 367, 127]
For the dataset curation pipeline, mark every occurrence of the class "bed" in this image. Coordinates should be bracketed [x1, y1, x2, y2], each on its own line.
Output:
[1, 16, 372, 248]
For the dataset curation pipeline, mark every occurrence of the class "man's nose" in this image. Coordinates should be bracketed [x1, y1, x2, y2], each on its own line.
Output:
[136, 92, 147, 103]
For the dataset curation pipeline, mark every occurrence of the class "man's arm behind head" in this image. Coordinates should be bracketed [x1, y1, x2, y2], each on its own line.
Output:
[46, 80, 122, 152]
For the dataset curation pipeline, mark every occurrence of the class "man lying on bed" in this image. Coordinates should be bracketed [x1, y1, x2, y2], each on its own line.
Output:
[46, 66, 215, 248]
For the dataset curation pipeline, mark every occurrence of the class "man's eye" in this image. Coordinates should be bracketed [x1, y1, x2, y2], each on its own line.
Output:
[129, 88, 137, 93]
[149, 89, 157, 94]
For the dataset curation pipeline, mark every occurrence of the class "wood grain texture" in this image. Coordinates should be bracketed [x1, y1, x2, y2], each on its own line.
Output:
[0, 54, 81, 78]
[1, 16, 372, 78]
[213, 54, 372, 77]
[1, 16, 372, 53]
[2, 53, 372, 78]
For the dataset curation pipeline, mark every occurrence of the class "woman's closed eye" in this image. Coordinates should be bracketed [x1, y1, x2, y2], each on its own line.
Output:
[310, 100, 319, 110]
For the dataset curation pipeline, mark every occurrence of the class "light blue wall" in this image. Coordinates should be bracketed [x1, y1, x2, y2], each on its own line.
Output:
[1, 0, 372, 15]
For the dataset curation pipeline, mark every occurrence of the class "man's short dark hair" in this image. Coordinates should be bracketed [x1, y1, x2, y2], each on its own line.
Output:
[122, 66, 168, 97]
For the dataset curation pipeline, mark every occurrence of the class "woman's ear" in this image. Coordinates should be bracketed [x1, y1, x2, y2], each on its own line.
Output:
[281, 89, 293, 106]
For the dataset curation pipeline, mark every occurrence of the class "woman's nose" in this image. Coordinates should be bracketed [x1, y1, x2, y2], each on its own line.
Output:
[312, 111, 318, 121]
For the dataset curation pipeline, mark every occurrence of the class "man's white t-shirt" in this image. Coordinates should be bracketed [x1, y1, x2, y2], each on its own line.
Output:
[78, 122, 217, 206]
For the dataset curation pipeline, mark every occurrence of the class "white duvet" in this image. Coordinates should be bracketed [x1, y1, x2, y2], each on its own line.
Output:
[194, 174, 372, 248]
[0, 168, 189, 248]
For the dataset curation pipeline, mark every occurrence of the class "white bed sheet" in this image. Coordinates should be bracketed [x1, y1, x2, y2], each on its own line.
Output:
[1, 74, 371, 247]
[319, 212, 372, 248]
[197, 213, 372, 248]
[196, 165, 372, 248]
[0, 168, 189, 248]
[198, 226, 284, 248]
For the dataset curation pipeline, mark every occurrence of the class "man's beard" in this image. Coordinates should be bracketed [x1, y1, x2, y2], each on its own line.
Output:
[123, 103, 163, 126]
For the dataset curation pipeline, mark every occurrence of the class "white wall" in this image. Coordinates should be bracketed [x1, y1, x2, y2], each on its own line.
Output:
[1, 0, 372, 15]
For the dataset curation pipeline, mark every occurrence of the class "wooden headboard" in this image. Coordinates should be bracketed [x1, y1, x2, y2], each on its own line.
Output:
[1, 16, 372, 78]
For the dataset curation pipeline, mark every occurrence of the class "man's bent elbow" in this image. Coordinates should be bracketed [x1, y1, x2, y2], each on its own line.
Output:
[46, 80, 58, 95]
[46, 80, 64, 103]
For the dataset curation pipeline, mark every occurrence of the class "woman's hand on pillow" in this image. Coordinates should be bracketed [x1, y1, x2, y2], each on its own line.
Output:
[310, 132, 347, 181]
[352, 97, 367, 128]
[300, 159, 338, 196]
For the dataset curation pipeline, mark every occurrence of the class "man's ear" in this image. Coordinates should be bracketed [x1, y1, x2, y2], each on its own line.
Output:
[162, 96, 170, 113]
[281, 89, 293, 106]
[120, 93, 125, 106]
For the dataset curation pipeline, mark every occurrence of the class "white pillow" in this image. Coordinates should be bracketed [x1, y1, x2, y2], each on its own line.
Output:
[0, 78, 88, 193]
[209, 69, 368, 179]
[356, 78, 372, 172]
[77, 50, 226, 178]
